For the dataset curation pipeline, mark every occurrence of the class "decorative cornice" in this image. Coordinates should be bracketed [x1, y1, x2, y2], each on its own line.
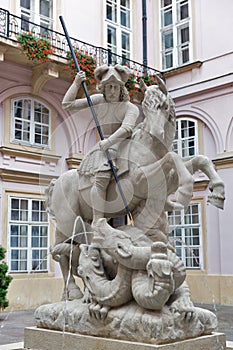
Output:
[194, 180, 209, 192]
[0, 168, 56, 185]
[66, 153, 84, 169]
[212, 155, 233, 170]
[0, 146, 61, 163]
[163, 61, 203, 78]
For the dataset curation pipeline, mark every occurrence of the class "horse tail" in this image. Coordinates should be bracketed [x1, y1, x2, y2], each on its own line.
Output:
[44, 178, 57, 218]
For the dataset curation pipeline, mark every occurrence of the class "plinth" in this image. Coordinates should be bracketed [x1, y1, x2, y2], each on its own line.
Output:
[24, 328, 226, 350]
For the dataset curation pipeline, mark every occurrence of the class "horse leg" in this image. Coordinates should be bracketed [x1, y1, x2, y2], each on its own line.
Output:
[52, 230, 83, 300]
[184, 155, 225, 209]
[163, 152, 194, 208]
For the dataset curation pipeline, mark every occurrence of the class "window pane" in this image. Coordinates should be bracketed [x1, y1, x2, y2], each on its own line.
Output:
[11, 249, 27, 271]
[163, 9, 172, 26]
[163, 51, 173, 69]
[169, 203, 201, 269]
[181, 46, 189, 64]
[13, 99, 31, 143]
[121, 0, 130, 7]
[9, 197, 49, 273]
[161, 0, 172, 6]
[120, 3, 130, 28]
[107, 25, 117, 57]
[175, 119, 197, 158]
[178, 0, 189, 21]
[163, 31, 173, 49]
[12, 98, 50, 147]
[121, 32, 130, 51]
[107, 0, 117, 22]
[40, 0, 51, 17]
[180, 26, 189, 44]
[20, 0, 30, 9]
[11, 198, 19, 211]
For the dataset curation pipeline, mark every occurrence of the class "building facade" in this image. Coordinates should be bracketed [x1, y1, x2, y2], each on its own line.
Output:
[0, 0, 232, 310]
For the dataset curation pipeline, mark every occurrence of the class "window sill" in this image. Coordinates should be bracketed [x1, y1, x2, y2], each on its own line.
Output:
[186, 269, 207, 275]
[9, 272, 55, 278]
[163, 61, 203, 78]
[0, 146, 61, 163]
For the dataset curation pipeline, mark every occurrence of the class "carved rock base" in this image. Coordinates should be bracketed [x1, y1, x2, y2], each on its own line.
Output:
[33, 300, 219, 345]
[24, 327, 226, 350]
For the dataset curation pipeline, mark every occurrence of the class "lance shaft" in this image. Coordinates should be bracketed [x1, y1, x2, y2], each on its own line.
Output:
[59, 16, 134, 226]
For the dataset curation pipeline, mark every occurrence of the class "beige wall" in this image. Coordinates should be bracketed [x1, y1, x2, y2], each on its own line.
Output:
[187, 273, 233, 305]
[6, 276, 84, 310]
[6, 277, 64, 310]
[5, 273, 233, 311]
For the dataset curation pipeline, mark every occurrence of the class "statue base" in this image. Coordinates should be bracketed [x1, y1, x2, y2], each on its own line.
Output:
[24, 327, 226, 350]
[30, 299, 223, 346]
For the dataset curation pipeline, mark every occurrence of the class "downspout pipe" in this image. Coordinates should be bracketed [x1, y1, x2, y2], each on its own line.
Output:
[142, 0, 147, 72]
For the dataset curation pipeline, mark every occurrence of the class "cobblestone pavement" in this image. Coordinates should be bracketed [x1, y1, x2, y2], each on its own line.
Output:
[0, 304, 232, 346]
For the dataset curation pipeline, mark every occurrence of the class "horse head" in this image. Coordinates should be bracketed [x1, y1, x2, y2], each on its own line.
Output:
[140, 78, 176, 152]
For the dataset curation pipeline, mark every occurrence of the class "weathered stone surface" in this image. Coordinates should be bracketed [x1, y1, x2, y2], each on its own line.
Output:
[24, 327, 226, 350]
[42, 65, 226, 346]
[35, 299, 218, 345]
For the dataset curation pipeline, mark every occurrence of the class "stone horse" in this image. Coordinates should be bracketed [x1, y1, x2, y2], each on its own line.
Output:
[46, 77, 225, 301]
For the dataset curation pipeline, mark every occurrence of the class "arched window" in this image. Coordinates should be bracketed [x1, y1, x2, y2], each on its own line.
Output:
[173, 117, 198, 158]
[11, 97, 51, 148]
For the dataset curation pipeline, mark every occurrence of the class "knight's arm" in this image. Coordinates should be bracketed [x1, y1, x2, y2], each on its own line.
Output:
[100, 103, 139, 151]
[62, 71, 102, 111]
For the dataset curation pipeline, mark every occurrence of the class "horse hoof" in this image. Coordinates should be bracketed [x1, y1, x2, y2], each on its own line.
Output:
[208, 194, 224, 210]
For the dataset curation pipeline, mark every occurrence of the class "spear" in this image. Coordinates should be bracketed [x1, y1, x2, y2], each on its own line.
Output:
[59, 16, 134, 226]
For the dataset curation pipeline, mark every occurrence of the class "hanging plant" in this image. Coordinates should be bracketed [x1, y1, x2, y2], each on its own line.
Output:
[125, 72, 140, 100]
[125, 70, 158, 102]
[17, 32, 54, 64]
[140, 73, 158, 87]
[66, 49, 97, 89]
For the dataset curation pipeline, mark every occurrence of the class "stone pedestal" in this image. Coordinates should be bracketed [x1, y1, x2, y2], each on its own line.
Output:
[24, 327, 226, 350]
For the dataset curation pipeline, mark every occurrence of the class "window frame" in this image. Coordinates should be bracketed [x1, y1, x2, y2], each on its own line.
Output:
[159, 0, 193, 70]
[10, 96, 51, 149]
[7, 196, 50, 273]
[173, 117, 199, 159]
[104, 0, 133, 64]
[168, 201, 203, 270]
[20, 0, 54, 33]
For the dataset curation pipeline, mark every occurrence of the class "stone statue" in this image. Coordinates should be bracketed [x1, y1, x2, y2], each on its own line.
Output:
[37, 65, 225, 344]
[62, 64, 139, 225]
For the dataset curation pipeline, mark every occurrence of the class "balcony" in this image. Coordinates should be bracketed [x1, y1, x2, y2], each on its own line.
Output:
[0, 8, 161, 79]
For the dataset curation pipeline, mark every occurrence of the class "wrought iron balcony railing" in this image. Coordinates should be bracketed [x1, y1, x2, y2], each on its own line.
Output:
[0, 7, 161, 77]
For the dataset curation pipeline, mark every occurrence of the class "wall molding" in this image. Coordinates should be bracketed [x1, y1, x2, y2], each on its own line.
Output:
[0, 146, 61, 164]
[0, 168, 56, 185]
[66, 153, 84, 169]
[213, 155, 233, 170]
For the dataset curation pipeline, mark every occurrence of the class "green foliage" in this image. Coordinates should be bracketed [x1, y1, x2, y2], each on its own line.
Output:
[17, 32, 54, 64]
[0, 247, 13, 309]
